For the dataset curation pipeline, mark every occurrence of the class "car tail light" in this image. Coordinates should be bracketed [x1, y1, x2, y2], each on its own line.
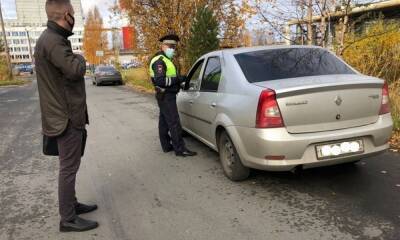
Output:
[256, 89, 284, 128]
[379, 82, 390, 115]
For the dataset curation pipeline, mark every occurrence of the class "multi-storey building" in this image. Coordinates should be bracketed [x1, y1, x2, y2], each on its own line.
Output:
[1, 0, 84, 64]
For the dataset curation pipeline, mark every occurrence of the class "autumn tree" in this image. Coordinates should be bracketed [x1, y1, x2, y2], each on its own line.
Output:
[241, 29, 253, 47]
[252, 0, 340, 45]
[83, 7, 109, 65]
[0, 38, 10, 81]
[220, 2, 246, 48]
[187, 5, 219, 65]
[119, 0, 252, 71]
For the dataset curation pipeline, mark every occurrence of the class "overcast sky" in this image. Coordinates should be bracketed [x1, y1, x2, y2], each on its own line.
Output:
[0, 0, 118, 26]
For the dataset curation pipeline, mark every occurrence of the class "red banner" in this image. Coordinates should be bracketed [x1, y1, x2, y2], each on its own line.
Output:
[122, 27, 136, 50]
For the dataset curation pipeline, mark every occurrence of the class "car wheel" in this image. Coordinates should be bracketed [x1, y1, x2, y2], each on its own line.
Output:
[218, 131, 250, 181]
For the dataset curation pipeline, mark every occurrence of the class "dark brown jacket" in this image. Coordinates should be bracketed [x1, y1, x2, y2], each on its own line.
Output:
[35, 21, 88, 137]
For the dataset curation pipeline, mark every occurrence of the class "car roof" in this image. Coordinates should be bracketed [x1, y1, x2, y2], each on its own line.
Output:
[202, 45, 324, 58]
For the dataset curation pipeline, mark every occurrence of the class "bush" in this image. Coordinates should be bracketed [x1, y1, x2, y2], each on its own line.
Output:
[122, 67, 154, 92]
[342, 20, 400, 84]
[342, 20, 400, 131]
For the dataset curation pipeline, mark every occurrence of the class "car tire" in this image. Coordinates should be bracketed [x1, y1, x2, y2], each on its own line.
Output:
[218, 131, 250, 181]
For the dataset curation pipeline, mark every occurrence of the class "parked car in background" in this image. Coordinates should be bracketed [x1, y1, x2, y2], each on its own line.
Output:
[122, 61, 141, 69]
[13, 64, 34, 76]
[93, 65, 123, 86]
[177, 45, 393, 181]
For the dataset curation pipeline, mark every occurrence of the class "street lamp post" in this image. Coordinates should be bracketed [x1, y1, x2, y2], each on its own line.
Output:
[0, 0, 13, 78]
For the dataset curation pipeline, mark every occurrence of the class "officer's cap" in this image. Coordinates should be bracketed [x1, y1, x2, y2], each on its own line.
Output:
[159, 34, 180, 45]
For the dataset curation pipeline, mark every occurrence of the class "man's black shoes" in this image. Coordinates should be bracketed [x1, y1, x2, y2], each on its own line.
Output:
[176, 149, 197, 157]
[75, 203, 98, 215]
[60, 216, 99, 232]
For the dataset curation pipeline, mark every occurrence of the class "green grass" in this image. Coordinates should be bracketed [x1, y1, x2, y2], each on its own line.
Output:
[122, 68, 154, 92]
[0, 79, 28, 87]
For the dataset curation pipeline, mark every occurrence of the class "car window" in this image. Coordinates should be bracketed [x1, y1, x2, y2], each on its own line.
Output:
[234, 48, 355, 83]
[186, 59, 204, 91]
[99, 67, 115, 72]
[201, 57, 222, 92]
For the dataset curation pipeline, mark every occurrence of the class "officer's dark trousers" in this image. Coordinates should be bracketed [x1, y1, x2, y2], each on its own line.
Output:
[157, 93, 186, 153]
[57, 124, 82, 222]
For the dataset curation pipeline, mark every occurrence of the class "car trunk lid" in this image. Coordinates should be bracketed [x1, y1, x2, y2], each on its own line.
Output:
[253, 74, 383, 134]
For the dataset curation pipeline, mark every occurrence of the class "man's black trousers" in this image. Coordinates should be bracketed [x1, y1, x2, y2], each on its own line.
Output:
[57, 124, 83, 222]
[157, 93, 186, 153]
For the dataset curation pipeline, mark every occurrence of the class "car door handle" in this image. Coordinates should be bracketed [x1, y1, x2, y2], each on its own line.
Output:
[189, 100, 194, 105]
[211, 102, 217, 108]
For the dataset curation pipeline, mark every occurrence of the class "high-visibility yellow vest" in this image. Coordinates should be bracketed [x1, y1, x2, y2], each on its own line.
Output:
[149, 55, 177, 78]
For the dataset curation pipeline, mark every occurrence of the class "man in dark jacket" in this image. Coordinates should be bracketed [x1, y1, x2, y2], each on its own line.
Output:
[35, 0, 98, 232]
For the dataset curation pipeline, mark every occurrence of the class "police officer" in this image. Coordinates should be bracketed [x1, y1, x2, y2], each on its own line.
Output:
[150, 34, 197, 157]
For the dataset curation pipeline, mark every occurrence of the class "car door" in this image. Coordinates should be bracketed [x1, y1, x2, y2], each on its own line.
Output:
[190, 56, 223, 144]
[177, 59, 205, 131]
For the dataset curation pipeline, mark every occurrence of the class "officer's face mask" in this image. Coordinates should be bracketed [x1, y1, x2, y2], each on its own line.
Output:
[164, 47, 175, 59]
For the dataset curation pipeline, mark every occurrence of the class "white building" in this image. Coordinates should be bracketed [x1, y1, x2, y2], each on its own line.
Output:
[1, 0, 84, 64]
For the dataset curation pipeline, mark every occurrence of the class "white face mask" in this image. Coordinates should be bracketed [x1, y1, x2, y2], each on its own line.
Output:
[164, 48, 175, 59]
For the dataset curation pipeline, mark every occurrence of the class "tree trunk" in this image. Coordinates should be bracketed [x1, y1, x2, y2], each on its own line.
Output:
[320, 15, 326, 47]
[339, 14, 349, 55]
[307, 0, 313, 45]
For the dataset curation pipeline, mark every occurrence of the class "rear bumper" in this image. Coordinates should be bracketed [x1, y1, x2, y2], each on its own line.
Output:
[229, 114, 393, 171]
[96, 76, 122, 84]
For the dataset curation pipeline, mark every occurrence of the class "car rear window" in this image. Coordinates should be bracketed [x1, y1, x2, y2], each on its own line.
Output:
[234, 48, 355, 83]
[98, 67, 116, 72]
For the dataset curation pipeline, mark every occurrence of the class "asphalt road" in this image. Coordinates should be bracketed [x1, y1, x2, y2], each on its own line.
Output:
[0, 79, 399, 240]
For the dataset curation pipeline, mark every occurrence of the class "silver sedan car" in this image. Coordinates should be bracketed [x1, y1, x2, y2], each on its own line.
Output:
[177, 45, 393, 181]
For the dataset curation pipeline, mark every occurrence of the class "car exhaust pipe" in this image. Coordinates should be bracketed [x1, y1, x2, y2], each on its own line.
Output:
[290, 165, 303, 175]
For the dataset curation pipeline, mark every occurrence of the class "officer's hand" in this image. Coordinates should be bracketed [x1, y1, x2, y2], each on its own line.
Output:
[178, 75, 187, 83]
[180, 81, 186, 89]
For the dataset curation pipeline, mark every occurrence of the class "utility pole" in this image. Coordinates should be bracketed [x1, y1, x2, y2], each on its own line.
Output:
[0, 0, 13, 78]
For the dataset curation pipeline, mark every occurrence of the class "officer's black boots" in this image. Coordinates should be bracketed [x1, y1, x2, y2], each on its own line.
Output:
[60, 216, 99, 232]
[75, 203, 98, 215]
[163, 147, 174, 153]
[176, 149, 197, 157]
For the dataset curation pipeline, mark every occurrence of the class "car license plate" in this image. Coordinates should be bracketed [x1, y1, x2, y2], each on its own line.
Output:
[316, 139, 364, 160]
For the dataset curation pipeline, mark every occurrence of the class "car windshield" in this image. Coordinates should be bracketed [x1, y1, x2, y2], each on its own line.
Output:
[98, 67, 116, 72]
[234, 48, 356, 83]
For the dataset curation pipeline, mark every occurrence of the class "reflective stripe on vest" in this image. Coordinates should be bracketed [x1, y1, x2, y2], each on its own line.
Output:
[149, 55, 177, 78]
